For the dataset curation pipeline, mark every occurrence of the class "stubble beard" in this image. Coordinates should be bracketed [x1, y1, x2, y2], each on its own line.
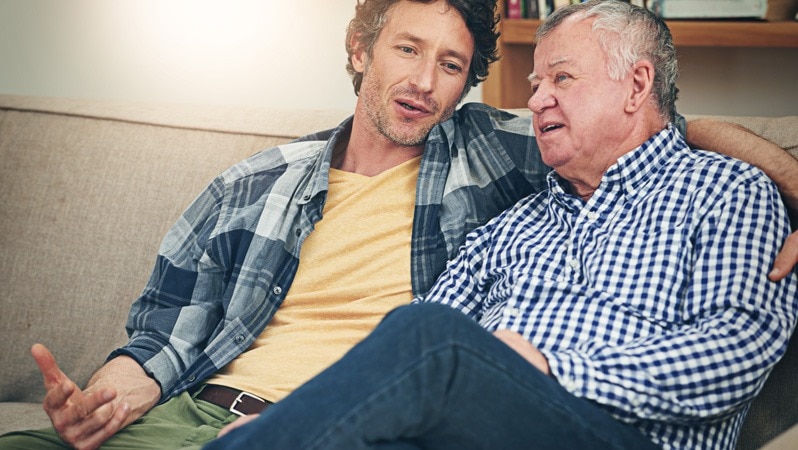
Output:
[360, 75, 457, 147]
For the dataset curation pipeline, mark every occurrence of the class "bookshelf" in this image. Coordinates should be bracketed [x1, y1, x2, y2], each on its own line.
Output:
[483, 17, 798, 108]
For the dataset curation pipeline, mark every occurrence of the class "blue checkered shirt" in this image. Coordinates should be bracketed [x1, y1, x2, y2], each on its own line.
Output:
[110, 103, 551, 401]
[417, 126, 797, 449]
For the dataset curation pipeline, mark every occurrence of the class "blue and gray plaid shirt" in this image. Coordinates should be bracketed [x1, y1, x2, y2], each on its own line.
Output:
[417, 126, 797, 449]
[111, 103, 551, 401]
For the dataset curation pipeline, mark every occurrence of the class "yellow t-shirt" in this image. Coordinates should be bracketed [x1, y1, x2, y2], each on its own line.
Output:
[208, 156, 420, 402]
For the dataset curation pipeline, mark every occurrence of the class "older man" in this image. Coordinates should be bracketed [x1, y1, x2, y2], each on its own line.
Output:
[206, 2, 798, 449]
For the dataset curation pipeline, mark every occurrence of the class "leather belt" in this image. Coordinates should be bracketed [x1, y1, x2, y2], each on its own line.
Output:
[197, 384, 272, 416]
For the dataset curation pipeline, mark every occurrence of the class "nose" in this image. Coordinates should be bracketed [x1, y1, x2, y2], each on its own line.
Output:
[410, 58, 436, 93]
[527, 81, 556, 114]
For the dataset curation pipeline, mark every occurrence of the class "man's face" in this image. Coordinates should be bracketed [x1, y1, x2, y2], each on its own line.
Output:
[527, 17, 630, 178]
[353, 0, 474, 147]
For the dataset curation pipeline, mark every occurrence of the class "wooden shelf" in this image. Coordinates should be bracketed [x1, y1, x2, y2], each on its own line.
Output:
[483, 18, 798, 108]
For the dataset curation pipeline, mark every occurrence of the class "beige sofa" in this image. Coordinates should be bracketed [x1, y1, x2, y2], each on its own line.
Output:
[0, 94, 796, 449]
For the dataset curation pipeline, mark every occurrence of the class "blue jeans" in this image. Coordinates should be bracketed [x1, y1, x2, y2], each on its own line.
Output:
[205, 303, 659, 450]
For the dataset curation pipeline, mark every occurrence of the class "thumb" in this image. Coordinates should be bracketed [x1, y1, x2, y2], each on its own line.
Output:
[31, 343, 65, 389]
[768, 231, 798, 282]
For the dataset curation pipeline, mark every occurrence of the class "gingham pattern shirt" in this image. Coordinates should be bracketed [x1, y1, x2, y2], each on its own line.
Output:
[417, 126, 797, 449]
[110, 103, 550, 401]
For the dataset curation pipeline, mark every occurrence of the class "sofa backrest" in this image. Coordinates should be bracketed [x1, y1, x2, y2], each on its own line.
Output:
[0, 95, 349, 404]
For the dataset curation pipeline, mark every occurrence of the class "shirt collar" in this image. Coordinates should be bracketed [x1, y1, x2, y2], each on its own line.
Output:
[546, 124, 684, 207]
[605, 124, 683, 196]
[428, 115, 454, 152]
[298, 116, 354, 206]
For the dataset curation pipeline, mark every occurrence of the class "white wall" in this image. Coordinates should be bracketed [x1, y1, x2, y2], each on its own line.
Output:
[0, 0, 794, 116]
[0, 0, 362, 110]
[0, 0, 481, 110]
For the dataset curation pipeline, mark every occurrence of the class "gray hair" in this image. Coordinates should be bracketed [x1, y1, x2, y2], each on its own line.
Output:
[536, 0, 678, 122]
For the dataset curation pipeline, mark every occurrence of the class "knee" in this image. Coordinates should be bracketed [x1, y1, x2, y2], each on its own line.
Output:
[380, 303, 476, 342]
[383, 302, 458, 325]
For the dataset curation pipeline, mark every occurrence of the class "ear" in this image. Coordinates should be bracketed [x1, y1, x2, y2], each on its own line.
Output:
[350, 32, 368, 74]
[624, 60, 655, 114]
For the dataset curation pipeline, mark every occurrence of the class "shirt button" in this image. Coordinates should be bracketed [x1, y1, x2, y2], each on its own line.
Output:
[235, 335, 245, 344]
[303, 194, 311, 201]
[272, 286, 283, 295]
[188, 374, 196, 382]
[586, 211, 599, 220]
[569, 259, 580, 269]
[295, 228, 301, 237]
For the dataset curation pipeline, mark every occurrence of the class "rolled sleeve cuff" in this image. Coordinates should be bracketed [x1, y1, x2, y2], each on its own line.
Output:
[108, 341, 181, 402]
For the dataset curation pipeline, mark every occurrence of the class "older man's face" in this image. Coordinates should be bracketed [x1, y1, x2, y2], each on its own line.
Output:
[527, 17, 631, 181]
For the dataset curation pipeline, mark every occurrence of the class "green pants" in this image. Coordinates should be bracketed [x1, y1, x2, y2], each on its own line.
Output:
[0, 391, 239, 449]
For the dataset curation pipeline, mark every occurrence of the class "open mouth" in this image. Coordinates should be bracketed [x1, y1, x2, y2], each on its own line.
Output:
[541, 123, 564, 134]
[396, 99, 431, 115]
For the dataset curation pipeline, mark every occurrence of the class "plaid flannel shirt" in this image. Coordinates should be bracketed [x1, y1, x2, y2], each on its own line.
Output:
[110, 103, 550, 401]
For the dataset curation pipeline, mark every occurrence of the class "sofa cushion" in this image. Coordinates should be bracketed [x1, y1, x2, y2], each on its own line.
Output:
[0, 404, 51, 436]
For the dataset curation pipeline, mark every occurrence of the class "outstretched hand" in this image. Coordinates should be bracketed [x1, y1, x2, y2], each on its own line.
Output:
[769, 230, 798, 282]
[32, 344, 131, 450]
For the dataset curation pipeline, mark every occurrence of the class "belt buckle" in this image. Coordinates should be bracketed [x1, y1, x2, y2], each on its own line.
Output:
[229, 391, 266, 416]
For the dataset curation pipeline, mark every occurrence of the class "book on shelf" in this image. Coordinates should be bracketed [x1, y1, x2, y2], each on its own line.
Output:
[647, 0, 798, 20]
[506, 0, 524, 18]
[538, 0, 551, 19]
[506, 0, 540, 19]
[527, 0, 539, 18]
[536, 0, 593, 20]
[506, 0, 798, 21]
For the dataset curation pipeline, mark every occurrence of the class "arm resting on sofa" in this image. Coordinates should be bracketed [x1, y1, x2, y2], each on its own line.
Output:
[686, 118, 798, 281]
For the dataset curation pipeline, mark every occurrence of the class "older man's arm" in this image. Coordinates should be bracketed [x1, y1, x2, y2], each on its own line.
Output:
[686, 118, 798, 281]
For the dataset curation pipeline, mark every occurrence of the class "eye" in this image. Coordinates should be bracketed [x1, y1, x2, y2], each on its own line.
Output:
[398, 46, 415, 55]
[530, 83, 539, 95]
[554, 73, 571, 83]
[442, 62, 463, 74]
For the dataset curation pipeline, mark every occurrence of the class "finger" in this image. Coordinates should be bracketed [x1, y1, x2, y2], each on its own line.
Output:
[56, 398, 120, 449]
[493, 330, 550, 375]
[493, 329, 523, 342]
[43, 379, 79, 412]
[31, 344, 65, 389]
[56, 389, 117, 429]
[72, 402, 131, 450]
[769, 231, 798, 282]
